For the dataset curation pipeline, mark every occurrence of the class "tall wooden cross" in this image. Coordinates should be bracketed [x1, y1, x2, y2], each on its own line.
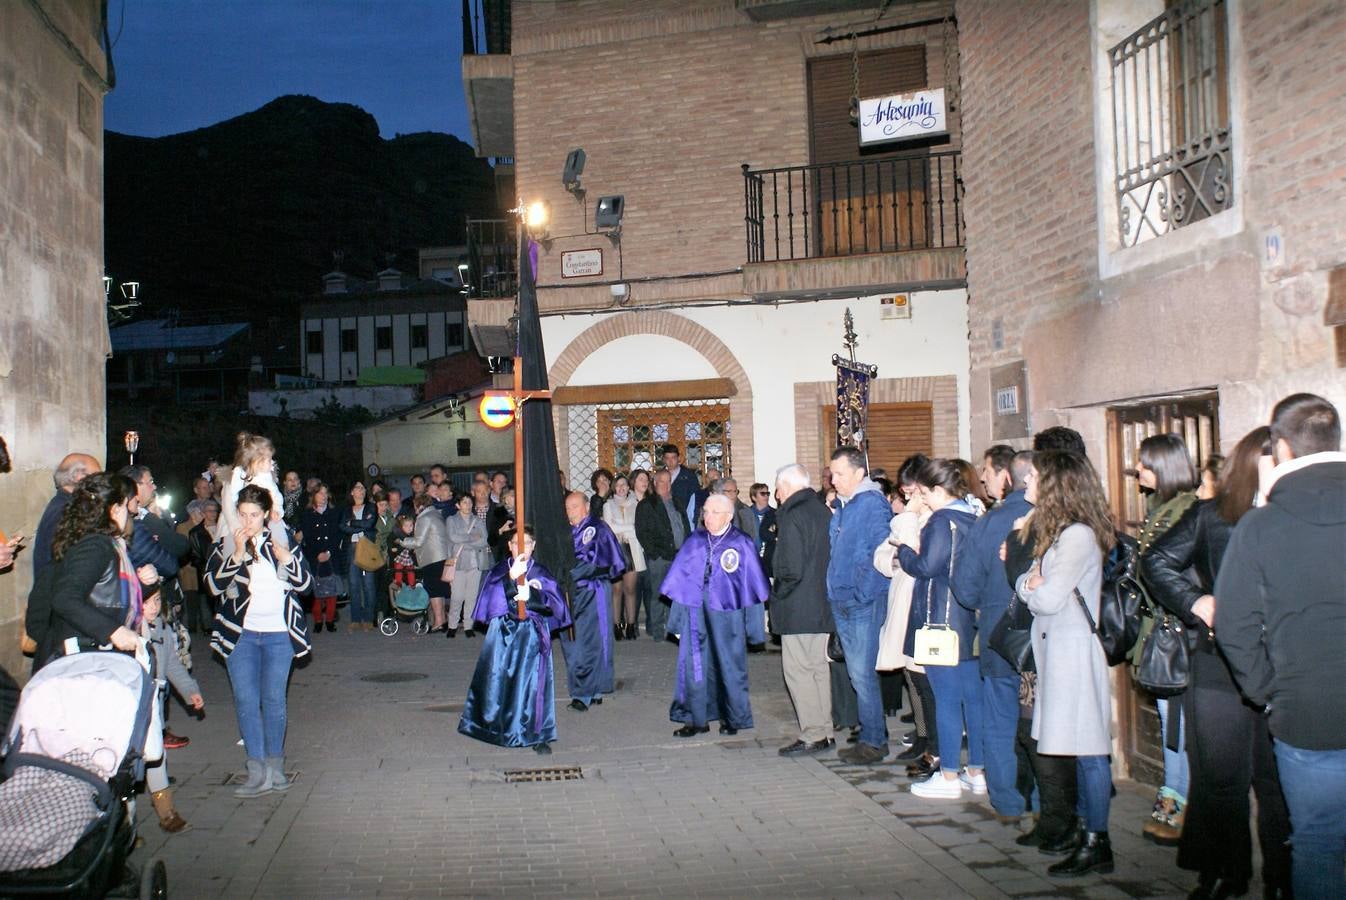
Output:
[500, 356, 551, 620]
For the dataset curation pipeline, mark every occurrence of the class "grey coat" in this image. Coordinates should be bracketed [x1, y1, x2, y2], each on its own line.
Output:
[401, 508, 449, 568]
[446, 512, 491, 571]
[1017, 523, 1111, 756]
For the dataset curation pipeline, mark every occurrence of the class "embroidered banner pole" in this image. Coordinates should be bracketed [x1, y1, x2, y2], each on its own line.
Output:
[831, 308, 878, 469]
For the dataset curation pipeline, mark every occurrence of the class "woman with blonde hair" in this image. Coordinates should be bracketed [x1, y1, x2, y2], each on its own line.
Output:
[220, 432, 288, 553]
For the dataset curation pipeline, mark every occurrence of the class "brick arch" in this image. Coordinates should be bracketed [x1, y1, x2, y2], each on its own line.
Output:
[549, 311, 755, 478]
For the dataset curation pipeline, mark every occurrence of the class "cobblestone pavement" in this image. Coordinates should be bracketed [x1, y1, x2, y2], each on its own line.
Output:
[135, 625, 1196, 898]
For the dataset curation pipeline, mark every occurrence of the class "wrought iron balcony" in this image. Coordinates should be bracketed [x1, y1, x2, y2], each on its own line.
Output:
[462, 0, 510, 56]
[742, 151, 963, 263]
[464, 217, 517, 299]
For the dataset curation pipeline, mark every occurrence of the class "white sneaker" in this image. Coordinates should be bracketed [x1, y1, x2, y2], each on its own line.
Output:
[958, 769, 988, 794]
[910, 772, 964, 799]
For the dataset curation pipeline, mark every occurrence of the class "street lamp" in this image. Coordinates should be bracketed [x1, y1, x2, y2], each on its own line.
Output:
[124, 430, 139, 465]
[524, 201, 550, 240]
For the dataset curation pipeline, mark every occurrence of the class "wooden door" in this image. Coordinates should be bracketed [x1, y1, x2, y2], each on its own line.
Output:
[1106, 394, 1219, 785]
[821, 401, 934, 477]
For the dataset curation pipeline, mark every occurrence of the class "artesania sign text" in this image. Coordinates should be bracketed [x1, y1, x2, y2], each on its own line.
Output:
[561, 248, 603, 278]
[858, 88, 948, 146]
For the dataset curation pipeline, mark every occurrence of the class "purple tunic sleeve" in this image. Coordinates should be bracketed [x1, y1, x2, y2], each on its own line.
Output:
[472, 556, 572, 632]
[659, 528, 768, 612]
[572, 516, 628, 580]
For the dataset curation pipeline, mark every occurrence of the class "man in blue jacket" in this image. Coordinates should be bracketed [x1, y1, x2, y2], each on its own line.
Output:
[826, 447, 893, 764]
[952, 449, 1034, 821]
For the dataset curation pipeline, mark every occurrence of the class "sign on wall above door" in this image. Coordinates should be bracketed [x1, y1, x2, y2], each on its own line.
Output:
[859, 88, 948, 146]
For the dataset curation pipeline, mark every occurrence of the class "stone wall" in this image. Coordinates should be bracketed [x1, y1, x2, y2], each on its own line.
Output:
[0, 0, 109, 677]
[959, 0, 1346, 459]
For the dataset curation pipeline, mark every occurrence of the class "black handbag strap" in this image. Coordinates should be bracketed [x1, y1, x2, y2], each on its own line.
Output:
[1074, 588, 1096, 633]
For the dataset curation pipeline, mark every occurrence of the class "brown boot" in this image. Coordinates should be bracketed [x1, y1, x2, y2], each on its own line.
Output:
[1142, 793, 1184, 846]
[150, 788, 192, 834]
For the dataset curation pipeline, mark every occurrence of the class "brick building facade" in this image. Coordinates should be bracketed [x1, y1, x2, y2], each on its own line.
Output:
[958, 0, 1346, 779]
[0, 1, 111, 677]
[463, 0, 973, 485]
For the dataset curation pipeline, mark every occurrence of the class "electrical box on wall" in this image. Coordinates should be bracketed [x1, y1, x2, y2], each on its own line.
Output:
[879, 294, 911, 320]
[456, 438, 471, 457]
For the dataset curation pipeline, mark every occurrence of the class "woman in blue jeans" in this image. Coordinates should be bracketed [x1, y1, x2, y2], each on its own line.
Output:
[206, 484, 312, 798]
[897, 458, 981, 799]
[340, 480, 377, 631]
[1016, 451, 1118, 877]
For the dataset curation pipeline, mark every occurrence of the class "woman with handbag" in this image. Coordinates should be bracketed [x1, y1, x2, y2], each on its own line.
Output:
[26, 473, 152, 671]
[446, 493, 490, 638]
[1133, 433, 1201, 844]
[1015, 451, 1117, 877]
[896, 459, 980, 799]
[340, 481, 378, 632]
[299, 483, 344, 633]
[400, 493, 451, 633]
[1142, 428, 1291, 900]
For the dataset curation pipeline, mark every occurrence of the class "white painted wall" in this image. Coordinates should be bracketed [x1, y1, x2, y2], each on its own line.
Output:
[361, 402, 514, 476]
[541, 290, 971, 485]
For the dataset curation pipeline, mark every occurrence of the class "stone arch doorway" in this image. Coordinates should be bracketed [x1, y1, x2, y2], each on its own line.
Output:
[548, 310, 755, 482]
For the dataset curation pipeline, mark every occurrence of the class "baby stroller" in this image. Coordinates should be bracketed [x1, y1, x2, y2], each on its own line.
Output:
[380, 582, 430, 636]
[0, 649, 167, 899]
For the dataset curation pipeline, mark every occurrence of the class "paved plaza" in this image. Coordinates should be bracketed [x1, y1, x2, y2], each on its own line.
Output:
[137, 626, 1196, 898]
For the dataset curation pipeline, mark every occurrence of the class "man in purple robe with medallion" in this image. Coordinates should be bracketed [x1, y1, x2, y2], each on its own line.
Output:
[662, 493, 769, 737]
[560, 492, 627, 711]
[458, 527, 573, 754]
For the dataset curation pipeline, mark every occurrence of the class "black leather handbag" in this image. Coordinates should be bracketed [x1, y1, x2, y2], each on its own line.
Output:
[1135, 613, 1189, 696]
[987, 592, 1035, 673]
[826, 632, 845, 663]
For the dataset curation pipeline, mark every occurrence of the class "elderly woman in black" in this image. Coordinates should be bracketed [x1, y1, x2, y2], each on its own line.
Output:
[1142, 428, 1291, 900]
[27, 472, 153, 669]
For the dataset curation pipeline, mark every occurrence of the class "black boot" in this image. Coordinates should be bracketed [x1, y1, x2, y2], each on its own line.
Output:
[1038, 817, 1085, 856]
[1187, 875, 1250, 900]
[1048, 831, 1114, 878]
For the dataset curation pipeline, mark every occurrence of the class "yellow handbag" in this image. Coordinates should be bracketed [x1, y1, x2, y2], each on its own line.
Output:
[353, 536, 386, 572]
[911, 520, 961, 667]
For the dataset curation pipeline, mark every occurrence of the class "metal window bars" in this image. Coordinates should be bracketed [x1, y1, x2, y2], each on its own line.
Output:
[1110, 0, 1232, 248]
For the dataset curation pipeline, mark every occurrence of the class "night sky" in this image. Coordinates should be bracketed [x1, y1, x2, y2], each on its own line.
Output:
[103, 0, 473, 141]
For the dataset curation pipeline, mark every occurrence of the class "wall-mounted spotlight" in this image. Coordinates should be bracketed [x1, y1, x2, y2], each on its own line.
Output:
[562, 148, 586, 199]
[595, 195, 624, 243]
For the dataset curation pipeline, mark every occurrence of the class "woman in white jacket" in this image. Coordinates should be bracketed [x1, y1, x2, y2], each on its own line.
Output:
[603, 473, 643, 640]
[872, 456, 937, 770]
[218, 433, 288, 553]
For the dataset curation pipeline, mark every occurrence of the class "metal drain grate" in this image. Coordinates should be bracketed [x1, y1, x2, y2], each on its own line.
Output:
[424, 703, 464, 713]
[503, 765, 583, 783]
[360, 671, 428, 683]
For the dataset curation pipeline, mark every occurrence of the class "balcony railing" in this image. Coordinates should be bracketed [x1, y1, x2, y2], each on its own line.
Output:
[465, 217, 517, 299]
[743, 151, 962, 263]
[462, 0, 511, 56]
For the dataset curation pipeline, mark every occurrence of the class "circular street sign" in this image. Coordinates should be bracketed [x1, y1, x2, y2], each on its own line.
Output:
[479, 394, 517, 430]
[367, 463, 381, 478]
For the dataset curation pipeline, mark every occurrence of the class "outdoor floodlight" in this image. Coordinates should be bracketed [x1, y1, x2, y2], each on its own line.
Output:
[562, 148, 586, 195]
[524, 200, 550, 239]
[595, 195, 624, 229]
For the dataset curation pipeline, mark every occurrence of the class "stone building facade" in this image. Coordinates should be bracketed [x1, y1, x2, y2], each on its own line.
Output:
[463, 0, 972, 486]
[958, 0, 1346, 780]
[0, 0, 111, 677]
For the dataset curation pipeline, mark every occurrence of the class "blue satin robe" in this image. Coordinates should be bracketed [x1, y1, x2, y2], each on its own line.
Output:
[458, 558, 573, 748]
[559, 516, 627, 704]
[661, 526, 768, 729]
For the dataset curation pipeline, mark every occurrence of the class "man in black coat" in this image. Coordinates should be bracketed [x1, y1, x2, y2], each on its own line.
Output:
[32, 452, 100, 577]
[635, 469, 685, 641]
[661, 444, 701, 531]
[1214, 393, 1346, 899]
[770, 464, 836, 755]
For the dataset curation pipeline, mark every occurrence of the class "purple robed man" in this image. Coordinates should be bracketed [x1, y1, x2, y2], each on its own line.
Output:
[662, 494, 769, 737]
[559, 493, 627, 710]
[458, 529, 573, 752]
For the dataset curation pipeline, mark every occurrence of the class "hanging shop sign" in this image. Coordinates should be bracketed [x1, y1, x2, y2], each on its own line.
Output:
[858, 87, 948, 146]
[561, 248, 603, 278]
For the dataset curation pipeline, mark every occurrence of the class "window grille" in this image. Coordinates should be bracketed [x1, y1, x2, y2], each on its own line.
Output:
[561, 400, 732, 492]
[1110, 0, 1231, 248]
